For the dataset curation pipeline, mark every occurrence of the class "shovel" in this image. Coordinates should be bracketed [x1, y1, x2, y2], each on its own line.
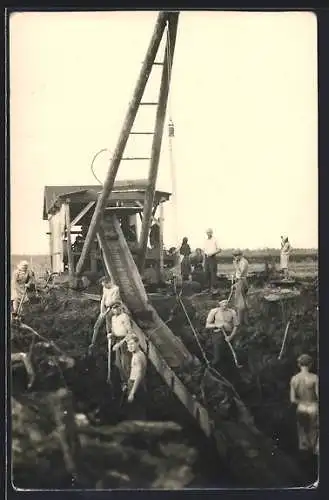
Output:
[107, 334, 112, 385]
[218, 327, 243, 368]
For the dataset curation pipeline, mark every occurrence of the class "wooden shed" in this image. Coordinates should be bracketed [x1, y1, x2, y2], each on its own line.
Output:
[43, 179, 173, 275]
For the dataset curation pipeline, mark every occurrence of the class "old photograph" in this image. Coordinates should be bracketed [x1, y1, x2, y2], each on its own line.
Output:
[9, 10, 318, 489]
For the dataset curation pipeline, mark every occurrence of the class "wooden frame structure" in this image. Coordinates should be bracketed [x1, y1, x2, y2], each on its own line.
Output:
[43, 182, 172, 275]
[74, 12, 179, 278]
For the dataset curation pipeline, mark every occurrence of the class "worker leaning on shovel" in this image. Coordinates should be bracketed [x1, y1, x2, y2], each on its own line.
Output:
[11, 260, 35, 319]
[89, 276, 127, 346]
[205, 299, 239, 367]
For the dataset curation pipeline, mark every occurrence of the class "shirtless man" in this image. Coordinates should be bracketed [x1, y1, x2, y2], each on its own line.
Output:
[89, 277, 123, 350]
[110, 303, 134, 380]
[290, 354, 319, 456]
[205, 299, 239, 365]
[124, 334, 147, 420]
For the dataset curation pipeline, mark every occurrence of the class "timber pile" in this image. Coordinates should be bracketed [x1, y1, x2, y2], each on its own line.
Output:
[12, 389, 199, 489]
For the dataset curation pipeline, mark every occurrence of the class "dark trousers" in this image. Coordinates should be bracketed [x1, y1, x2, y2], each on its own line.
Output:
[204, 255, 218, 290]
[212, 331, 225, 365]
[123, 380, 147, 420]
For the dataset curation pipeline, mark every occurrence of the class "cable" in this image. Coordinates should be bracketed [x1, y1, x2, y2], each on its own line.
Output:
[90, 148, 112, 185]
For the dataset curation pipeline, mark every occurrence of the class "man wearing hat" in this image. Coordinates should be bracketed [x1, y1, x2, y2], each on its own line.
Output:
[203, 228, 221, 293]
[232, 250, 249, 325]
[205, 299, 239, 365]
[11, 260, 34, 317]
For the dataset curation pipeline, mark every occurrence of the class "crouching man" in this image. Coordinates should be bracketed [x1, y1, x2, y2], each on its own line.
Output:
[205, 299, 239, 366]
[123, 334, 147, 420]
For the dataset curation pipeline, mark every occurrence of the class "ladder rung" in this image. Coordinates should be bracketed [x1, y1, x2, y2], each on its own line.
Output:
[153, 62, 164, 66]
[140, 102, 159, 105]
[122, 157, 150, 161]
[130, 132, 154, 135]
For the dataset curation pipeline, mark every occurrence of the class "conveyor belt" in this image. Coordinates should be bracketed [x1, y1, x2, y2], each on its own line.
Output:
[96, 215, 193, 368]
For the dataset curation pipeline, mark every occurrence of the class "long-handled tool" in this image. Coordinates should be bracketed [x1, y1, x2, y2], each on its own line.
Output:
[218, 327, 243, 368]
[107, 334, 112, 384]
[278, 320, 291, 360]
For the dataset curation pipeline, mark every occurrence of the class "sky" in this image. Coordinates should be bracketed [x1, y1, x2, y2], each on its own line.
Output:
[10, 11, 318, 254]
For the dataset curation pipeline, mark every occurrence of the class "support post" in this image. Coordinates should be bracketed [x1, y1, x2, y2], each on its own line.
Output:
[159, 201, 164, 279]
[75, 12, 169, 277]
[138, 13, 179, 273]
[64, 200, 74, 277]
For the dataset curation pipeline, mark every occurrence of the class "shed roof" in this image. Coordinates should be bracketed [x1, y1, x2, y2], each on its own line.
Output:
[43, 180, 171, 220]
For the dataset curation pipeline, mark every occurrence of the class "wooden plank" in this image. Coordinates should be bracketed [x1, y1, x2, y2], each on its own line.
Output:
[138, 13, 179, 272]
[131, 318, 212, 437]
[64, 202, 74, 276]
[70, 201, 96, 227]
[75, 12, 169, 276]
[111, 216, 149, 306]
[159, 202, 164, 278]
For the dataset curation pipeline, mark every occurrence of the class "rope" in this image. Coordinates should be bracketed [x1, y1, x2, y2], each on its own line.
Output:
[90, 148, 111, 186]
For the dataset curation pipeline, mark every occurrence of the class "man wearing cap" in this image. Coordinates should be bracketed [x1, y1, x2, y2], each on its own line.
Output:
[205, 299, 239, 365]
[232, 250, 249, 325]
[203, 229, 221, 293]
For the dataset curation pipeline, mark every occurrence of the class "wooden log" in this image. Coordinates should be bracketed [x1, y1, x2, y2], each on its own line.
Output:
[138, 13, 180, 273]
[47, 388, 82, 479]
[75, 12, 169, 276]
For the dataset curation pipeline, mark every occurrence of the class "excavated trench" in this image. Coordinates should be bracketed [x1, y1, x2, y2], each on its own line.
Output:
[11, 276, 318, 488]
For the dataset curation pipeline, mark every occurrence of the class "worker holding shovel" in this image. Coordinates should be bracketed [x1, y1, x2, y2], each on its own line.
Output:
[11, 260, 34, 319]
[205, 299, 242, 367]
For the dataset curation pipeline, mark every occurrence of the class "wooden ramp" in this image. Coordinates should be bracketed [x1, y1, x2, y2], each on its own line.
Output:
[94, 215, 213, 436]
[89, 215, 303, 487]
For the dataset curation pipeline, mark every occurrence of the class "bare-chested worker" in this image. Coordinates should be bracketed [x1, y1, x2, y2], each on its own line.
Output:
[110, 303, 134, 381]
[124, 334, 147, 420]
[205, 299, 239, 365]
[290, 354, 319, 456]
[232, 249, 249, 325]
[89, 277, 124, 352]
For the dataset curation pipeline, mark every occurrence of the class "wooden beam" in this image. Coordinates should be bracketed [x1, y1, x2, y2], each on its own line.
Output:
[70, 201, 96, 227]
[64, 201, 74, 277]
[138, 13, 179, 273]
[75, 12, 169, 277]
[159, 201, 164, 278]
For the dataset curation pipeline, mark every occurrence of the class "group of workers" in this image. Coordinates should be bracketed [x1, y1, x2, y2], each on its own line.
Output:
[10, 226, 317, 458]
[88, 277, 147, 419]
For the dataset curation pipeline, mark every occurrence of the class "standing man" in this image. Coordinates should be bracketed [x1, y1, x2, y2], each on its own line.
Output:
[205, 299, 240, 366]
[290, 354, 319, 458]
[232, 250, 249, 326]
[203, 228, 221, 293]
[89, 277, 123, 351]
[111, 303, 134, 382]
[124, 334, 147, 420]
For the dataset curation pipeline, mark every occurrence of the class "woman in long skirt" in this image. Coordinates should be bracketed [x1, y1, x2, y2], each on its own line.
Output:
[179, 237, 192, 281]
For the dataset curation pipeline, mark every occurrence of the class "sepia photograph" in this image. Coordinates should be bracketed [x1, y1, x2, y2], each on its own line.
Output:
[9, 10, 318, 490]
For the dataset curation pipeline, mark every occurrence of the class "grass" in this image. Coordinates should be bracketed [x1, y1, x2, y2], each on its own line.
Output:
[11, 250, 318, 280]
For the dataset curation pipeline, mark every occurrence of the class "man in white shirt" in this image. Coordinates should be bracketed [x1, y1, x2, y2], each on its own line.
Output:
[89, 277, 123, 351]
[232, 250, 249, 325]
[124, 334, 147, 420]
[205, 299, 240, 365]
[203, 228, 221, 293]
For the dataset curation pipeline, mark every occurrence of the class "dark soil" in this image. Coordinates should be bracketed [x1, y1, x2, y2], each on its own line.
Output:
[11, 276, 318, 488]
